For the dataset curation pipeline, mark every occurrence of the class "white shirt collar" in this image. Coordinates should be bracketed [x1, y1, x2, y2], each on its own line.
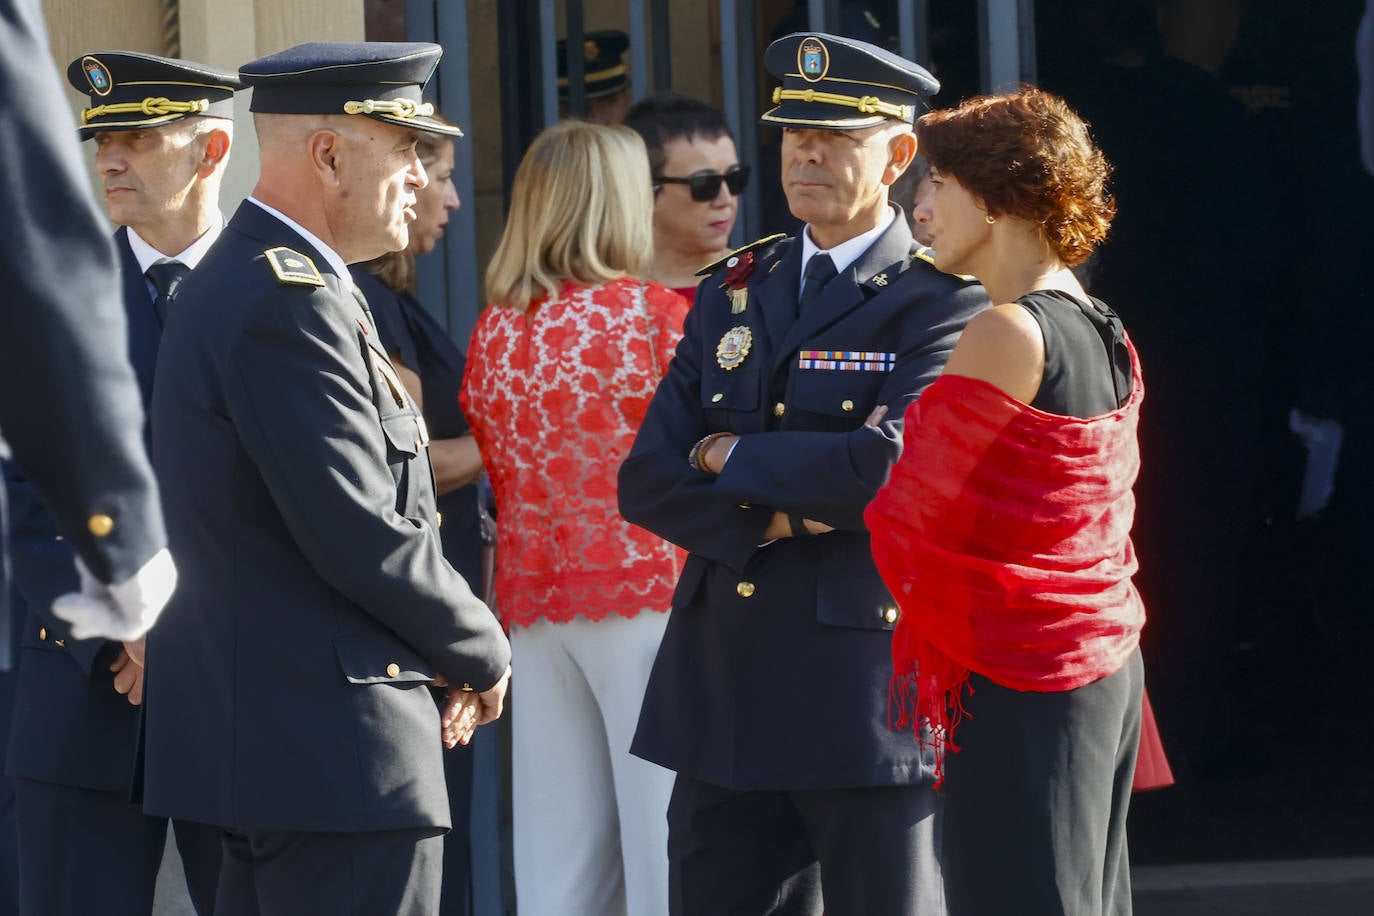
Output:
[246, 197, 352, 286]
[126, 216, 225, 275]
[799, 205, 897, 284]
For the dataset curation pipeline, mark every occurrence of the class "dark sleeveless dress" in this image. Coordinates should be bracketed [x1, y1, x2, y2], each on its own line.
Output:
[941, 289, 1143, 916]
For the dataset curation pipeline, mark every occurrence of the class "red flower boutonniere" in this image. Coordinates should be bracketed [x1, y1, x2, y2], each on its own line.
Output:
[722, 251, 754, 314]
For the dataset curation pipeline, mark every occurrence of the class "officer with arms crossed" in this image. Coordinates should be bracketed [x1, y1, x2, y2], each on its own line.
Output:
[3, 50, 238, 916]
[618, 32, 990, 916]
[142, 42, 511, 916]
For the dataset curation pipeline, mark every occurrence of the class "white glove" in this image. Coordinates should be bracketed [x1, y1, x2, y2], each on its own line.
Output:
[52, 548, 178, 641]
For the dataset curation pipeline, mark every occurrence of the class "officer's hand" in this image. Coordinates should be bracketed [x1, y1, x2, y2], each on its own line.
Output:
[475, 666, 512, 727]
[110, 642, 145, 706]
[440, 686, 481, 749]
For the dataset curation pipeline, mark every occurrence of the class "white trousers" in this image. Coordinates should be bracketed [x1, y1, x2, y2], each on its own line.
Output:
[511, 610, 673, 916]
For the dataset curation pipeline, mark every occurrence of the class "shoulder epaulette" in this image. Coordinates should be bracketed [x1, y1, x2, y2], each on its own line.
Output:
[695, 233, 788, 278]
[264, 246, 325, 287]
[910, 244, 975, 281]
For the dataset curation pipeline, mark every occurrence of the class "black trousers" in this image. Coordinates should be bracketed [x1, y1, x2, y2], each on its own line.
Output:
[213, 826, 444, 916]
[941, 650, 1143, 916]
[667, 776, 942, 916]
[13, 778, 222, 916]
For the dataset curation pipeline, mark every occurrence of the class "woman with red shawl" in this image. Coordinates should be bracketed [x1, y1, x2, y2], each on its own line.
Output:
[865, 87, 1151, 915]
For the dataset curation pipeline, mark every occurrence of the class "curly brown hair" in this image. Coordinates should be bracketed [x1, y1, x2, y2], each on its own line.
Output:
[916, 86, 1115, 267]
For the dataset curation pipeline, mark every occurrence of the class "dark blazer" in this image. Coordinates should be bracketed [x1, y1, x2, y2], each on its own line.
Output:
[143, 201, 510, 832]
[619, 212, 989, 790]
[0, 0, 165, 612]
[4, 231, 164, 790]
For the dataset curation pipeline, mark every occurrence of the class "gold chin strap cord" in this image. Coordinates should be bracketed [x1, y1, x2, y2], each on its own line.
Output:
[82, 96, 209, 124]
[772, 87, 911, 122]
[343, 98, 435, 119]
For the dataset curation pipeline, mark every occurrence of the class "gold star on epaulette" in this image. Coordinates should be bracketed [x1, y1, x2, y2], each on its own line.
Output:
[695, 233, 788, 278]
[264, 247, 325, 287]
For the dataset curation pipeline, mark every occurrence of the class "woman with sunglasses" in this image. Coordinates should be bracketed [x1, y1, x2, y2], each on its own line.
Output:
[626, 92, 747, 300]
[865, 87, 1144, 914]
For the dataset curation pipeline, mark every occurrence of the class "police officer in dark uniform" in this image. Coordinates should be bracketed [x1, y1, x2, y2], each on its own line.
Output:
[0, 0, 172, 642]
[143, 42, 511, 915]
[0, 5, 185, 908]
[618, 33, 990, 916]
[4, 51, 240, 916]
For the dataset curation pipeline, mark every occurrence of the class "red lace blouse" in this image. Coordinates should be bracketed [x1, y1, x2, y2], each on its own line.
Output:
[460, 277, 689, 629]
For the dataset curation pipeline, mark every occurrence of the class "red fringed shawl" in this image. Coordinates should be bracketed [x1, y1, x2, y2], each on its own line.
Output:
[865, 340, 1146, 783]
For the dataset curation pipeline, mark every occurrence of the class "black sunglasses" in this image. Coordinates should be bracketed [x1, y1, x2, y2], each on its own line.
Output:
[654, 165, 750, 202]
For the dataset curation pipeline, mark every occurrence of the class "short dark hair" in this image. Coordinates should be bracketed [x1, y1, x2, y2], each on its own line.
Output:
[624, 91, 733, 176]
[917, 86, 1114, 267]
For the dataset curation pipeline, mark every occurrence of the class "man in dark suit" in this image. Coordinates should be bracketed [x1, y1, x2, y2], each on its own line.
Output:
[3, 51, 241, 916]
[143, 42, 511, 916]
[619, 33, 990, 916]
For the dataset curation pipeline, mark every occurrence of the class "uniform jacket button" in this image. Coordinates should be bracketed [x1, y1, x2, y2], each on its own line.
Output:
[736, 581, 756, 598]
[711, 392, 724, 403]
[773, 402, 785, 417]
[883, 606, 899, 624]
[386, 663, 401, 678]
[38, 628, 46, 641]
[87, 514, 114, 537]
[841, 399, 855, 412]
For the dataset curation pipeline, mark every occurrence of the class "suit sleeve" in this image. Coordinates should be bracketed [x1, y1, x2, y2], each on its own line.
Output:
[710, 284, 988, 530]
[223, 288, 509, 691]
[619, 291, 776, 575]
[0, 0, 164, 587]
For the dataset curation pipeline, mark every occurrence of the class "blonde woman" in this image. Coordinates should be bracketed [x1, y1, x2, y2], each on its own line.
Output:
[460, 120, 688, 916]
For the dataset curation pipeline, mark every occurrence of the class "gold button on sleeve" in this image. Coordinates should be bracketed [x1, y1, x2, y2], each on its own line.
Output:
[841, 399, 855, 412]
[711, 392, 724, 403]
[87, 514, 114, 537]
[386, 663, 401, 678]
[38, 628, 46, 641]
[883, 606, 899, 624]
[736, 581, 756, 598]
[773, 402, 785, 417]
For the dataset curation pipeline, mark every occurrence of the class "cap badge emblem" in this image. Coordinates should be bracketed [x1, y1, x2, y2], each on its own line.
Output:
[585, 39, 599, 61]
[82, 57, 113, 97]
[716, 326, 753, 371]
[798, 38, 829, 83]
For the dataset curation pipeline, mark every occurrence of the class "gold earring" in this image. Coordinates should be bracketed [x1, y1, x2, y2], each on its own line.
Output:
[984, 214, 996, 225]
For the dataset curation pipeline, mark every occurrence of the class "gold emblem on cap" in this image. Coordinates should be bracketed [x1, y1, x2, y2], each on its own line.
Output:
[88, 514, 114, 537]
[797, 37, 830, 84]
[716, 326, 753, 371]
[584, 39, 599, 61]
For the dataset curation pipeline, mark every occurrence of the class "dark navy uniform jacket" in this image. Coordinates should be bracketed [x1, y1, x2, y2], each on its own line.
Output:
[0, 0, 165, 631]
[619, 212, 989, 790]
[143, 201, 510, 833]
[4, 230, 164, 791]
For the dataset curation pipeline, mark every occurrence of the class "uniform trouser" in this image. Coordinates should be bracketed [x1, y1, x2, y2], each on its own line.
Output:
[14, 778, 222, 916]
[666, 777, 944, 916]
[510, 611, 674, 916]
[212, 826, 444, 916]
[941, 650, 1143, 916]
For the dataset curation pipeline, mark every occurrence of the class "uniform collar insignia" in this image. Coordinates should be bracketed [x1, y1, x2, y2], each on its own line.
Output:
[696, 233, 787, 278]
[264, 246, 325, 287]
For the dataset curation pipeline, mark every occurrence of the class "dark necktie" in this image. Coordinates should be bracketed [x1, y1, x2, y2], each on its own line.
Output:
[146, 261, 190, 325]
[798, 253, 837, 314]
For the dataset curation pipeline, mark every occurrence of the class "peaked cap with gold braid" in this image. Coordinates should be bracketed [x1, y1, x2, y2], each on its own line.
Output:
[760, 32, 938, 130]
[66, 51, 241, 139]
[240, 42, 461, 138]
